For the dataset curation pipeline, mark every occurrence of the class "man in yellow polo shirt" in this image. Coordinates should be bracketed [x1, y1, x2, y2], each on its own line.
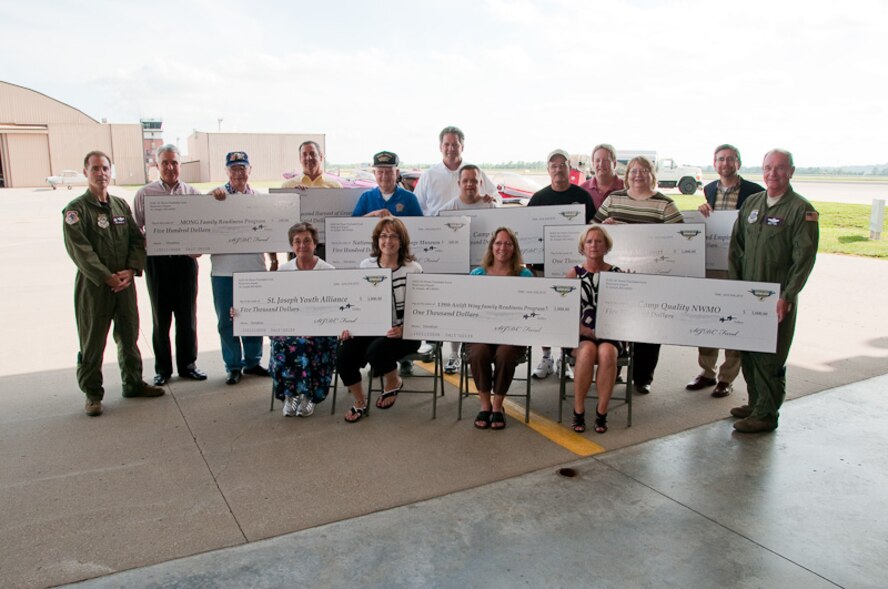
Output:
[281, 141, 342, 189]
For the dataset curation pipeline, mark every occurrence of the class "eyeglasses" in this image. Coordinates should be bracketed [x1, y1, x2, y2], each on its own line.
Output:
[629, 169, 651, 176]
[379, 233, 401, 241]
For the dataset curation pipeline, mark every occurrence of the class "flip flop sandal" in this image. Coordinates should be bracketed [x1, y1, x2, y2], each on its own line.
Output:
[474, 410, 492, 429]
[490, 411, 506, 430]
[376, 378, 403, 410]
[344, 404, 366, 423]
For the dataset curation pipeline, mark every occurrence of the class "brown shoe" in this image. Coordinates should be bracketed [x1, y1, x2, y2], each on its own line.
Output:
[123, 382, 166, 398]
[730, 405, 752, 419]
[685, 375, 717, 390]
[712, 382, 733, 398]
[85, 399, 103, 417]
[733, 417, 778, 433]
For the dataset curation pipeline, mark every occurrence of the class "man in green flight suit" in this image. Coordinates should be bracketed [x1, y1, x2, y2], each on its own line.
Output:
[63, 151, 165, 417]
[728, 148, 819, 433]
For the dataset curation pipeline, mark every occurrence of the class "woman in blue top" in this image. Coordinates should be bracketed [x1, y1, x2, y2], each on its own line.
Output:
[468, 227, 533, 431]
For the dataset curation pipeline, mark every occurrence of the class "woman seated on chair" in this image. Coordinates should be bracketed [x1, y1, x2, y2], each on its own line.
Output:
[271, 222, 338, 418]
[338, 217, 422, 423]
[467, 227, 534, 431]
[566, 225, 625, 434]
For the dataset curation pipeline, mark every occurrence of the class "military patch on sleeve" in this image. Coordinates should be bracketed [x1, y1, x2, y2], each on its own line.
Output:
[805, 211, 819, 222]
[65, 211, 80, 225]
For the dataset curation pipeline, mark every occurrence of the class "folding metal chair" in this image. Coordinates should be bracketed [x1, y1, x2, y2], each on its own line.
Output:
[329, 342, 445, 419]
[457, 343, 533, 423]
[558, 343, 634, 427]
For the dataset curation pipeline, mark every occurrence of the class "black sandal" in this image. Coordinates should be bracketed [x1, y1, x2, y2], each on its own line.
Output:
[344, 404, 366, 423]
[594, 410, 608, 434]
[376, 378, 403, 410]
[474, 411, 491, 429]
[572, 411, 586, 433]
[490, 411, 506, 430]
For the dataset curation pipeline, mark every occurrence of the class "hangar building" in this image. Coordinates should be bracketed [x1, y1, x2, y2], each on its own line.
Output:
[0, 81, 145, 188]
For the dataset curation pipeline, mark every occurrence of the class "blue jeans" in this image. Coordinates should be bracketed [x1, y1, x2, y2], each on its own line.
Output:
[211, 276, 263, 372]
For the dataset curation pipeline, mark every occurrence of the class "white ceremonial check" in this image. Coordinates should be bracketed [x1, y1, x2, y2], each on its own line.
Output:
[403, 274, 580, 348]
[324, 216, 470, 273]
[595, 273, 780, 353]
[233, 268, 393, 337]
[144, 193, 298, 255]
[543, 223, 706, 278]
[681, 210, 738, 271]
[270, 187, 363, 243]
[440, 205, 585, 264]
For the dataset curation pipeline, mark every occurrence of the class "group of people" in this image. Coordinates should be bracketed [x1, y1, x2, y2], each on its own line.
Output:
[63, 125, 819, 435]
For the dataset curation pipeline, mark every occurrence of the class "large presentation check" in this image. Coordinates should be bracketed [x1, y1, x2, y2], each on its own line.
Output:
[681, 210, 738, 272]
[595, 273, 780, 353]
[403, 274, 581, 347]
[145, 193, 298, 255]
[270, 187, 364, 243]
[324, 216, 471, 273]
[543, 223, 706, 278]
[440, 205, 585, 264]
[233, 268, 393, 337]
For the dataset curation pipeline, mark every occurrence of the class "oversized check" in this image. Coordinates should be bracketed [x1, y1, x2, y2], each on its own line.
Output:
[440, 205, 585, 264]
[595, 273, 780, 353]
[145, 193, 298, 255]
[681, 210, 738, 271]
[542, 223, 706, 278]
[403, 274, 581, 348]
[232, 268, 394, 337]
[324, 216, 471, 273]
[270, 187, 363, 243]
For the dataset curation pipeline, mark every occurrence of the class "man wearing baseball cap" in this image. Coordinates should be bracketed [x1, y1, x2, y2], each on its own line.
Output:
[209, 151, 275, 384]
[352, 151, 423, 217]
[527, 149, 597, 379]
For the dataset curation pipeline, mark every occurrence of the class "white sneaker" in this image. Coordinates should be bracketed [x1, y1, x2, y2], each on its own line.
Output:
[282, 396, 300, 417]
[298, 394, 315, 417]
[532, 356, 554, 379]
[556, 357, 574, 380]
[444, 354, 461, 374]
[417, 342, 434, 355]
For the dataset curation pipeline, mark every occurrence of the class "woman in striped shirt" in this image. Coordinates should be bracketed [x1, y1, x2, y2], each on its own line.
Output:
[593, 156, 683, 395]
[337, 218, 422, 423]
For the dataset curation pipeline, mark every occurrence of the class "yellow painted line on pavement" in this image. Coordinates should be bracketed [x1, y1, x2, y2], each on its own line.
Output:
[417, 361, 606, 457]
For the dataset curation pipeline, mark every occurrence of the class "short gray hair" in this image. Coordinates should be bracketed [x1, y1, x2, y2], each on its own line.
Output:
[439, 126, 465, 145]
[155, 144, 180, 162]
[764, 148, 794, 167]
[591, 143, 616, 162]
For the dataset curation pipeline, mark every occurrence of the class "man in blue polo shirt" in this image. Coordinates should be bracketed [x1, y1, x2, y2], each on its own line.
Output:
[352, 151, 423, 217]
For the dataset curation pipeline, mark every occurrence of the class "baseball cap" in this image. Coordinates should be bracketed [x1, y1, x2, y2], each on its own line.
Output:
[373, 151, 400, 167]
[226, 151, 250, 167]
[547, 149, 570, 163]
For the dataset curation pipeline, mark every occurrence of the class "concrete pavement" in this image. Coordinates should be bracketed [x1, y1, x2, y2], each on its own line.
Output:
[1, 187, 886, 588]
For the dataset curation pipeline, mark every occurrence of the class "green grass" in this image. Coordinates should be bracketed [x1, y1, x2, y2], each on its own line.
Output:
[671, 195, 888, 259]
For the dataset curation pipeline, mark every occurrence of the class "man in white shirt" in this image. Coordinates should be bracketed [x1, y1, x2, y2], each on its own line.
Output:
[437, 165, 496, 212]
[414, 126, 499, 216]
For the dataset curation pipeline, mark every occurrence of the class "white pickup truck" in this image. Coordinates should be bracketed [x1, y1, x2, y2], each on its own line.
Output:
[615, 150, 702, 195]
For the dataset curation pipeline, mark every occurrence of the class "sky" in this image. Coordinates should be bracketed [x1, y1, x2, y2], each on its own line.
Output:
[2, 0, 886, 168]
